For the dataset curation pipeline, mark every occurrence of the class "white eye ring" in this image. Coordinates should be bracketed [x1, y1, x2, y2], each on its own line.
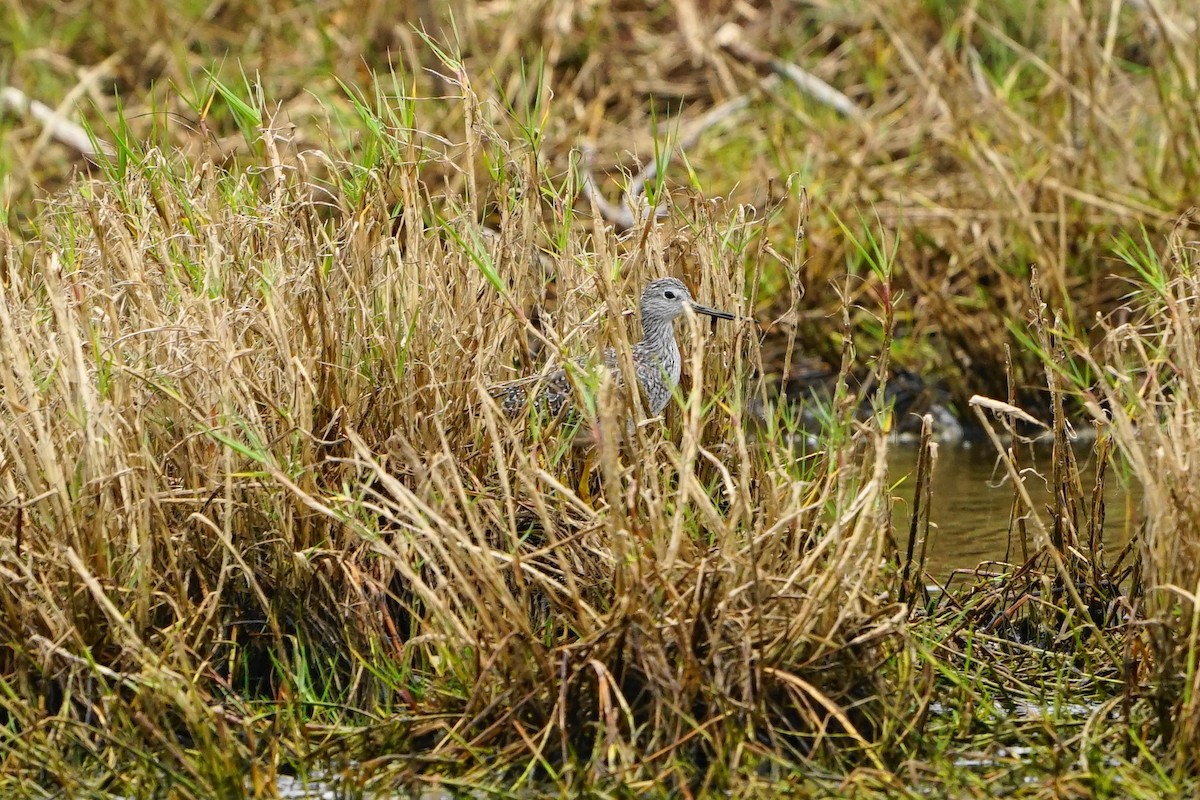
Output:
[664, 291, 676, 300]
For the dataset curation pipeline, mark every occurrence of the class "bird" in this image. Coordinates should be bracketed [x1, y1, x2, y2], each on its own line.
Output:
[494, 277, 738, 423]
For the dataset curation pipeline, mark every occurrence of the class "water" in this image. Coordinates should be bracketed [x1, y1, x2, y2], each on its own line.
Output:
[888, 442, 1137, 579]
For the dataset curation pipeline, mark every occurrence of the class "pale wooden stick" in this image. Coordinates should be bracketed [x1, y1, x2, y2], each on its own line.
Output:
[1, 86, 115, 157]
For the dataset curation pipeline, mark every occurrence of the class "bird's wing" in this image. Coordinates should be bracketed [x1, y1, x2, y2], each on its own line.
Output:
[490, 355, 601, 418]
[488, 367, 569, 394]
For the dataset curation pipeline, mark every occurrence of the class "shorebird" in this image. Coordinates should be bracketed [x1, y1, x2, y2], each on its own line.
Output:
[495, 277, 738, 423]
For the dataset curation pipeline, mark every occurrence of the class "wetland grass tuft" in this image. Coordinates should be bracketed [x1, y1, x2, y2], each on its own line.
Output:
[0, 83, 903, 796]
[1072, 220, 1200, 774]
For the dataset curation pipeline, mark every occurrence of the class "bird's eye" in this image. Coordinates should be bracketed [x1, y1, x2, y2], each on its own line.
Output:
[664, 291, 676, 300]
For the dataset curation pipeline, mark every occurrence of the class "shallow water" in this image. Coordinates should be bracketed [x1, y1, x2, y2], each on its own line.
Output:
[888, 441, 1138, 580]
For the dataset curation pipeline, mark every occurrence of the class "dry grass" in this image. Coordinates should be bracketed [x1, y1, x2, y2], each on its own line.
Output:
[2, 1, 1200, 796]
[1074, 217, 1200, 774]
[0, 74, 906, 795]
[4, 0, 1200, 406]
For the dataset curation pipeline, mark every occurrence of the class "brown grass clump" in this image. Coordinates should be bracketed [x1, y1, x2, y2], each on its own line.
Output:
[0, 76, 905, 794]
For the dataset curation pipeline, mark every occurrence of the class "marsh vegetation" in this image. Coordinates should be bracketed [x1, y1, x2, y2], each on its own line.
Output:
[2, 1, 1200, 797]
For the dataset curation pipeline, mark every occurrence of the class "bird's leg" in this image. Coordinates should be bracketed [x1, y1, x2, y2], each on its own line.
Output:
[575, 416, 604, 504]
[577, 448, 598, 504]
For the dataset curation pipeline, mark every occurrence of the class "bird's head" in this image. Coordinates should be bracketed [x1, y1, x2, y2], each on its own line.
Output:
[639, 277, 736, 326]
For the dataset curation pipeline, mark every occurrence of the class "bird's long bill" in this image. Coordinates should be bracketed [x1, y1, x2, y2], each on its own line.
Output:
[688, 302, 738, 321]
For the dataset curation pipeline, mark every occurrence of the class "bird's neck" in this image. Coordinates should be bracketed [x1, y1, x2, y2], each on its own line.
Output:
[639, 314, 677, 351]
[637, 315, 680, 387]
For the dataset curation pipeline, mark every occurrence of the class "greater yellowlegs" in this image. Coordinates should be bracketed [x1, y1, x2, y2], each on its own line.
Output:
[496, 277, 737, 420]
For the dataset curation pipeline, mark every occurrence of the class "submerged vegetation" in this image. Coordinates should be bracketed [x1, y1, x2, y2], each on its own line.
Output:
[2, 0, 1200, 797]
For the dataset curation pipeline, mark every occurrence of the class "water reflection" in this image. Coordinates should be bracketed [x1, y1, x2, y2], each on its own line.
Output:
[888, 442, 1137, 579]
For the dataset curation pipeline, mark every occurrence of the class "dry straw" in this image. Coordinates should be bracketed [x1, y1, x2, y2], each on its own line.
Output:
[0, 87, 904, 790]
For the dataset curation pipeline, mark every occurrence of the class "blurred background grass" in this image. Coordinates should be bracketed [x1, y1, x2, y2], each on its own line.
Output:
[4, 0, 1197, 414]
